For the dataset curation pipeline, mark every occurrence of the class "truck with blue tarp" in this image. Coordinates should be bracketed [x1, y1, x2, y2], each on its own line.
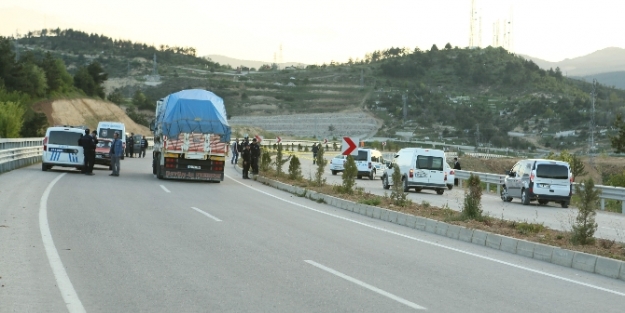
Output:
[150, 89, 231, 182]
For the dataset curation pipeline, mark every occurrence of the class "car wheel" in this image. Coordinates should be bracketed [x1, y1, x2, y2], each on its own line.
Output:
[436, 189, 444, 195]
[415, 187, 422, 192]
[447, 184, 453, 190]
[403, 178, 410, 192]
[42, 163, 48, 171]
[561, 201, 569, 208]
[369, 170, 375, 180]
[357, 175, 362, 179]
[332, 170, 337, 175]
[521, 189, 530, 205]
[538, 199, 548, 205]
[383, 175, 390, 190]
[501, 186, 513, 202]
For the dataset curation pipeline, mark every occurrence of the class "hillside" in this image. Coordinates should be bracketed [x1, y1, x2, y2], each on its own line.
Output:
[206, 55, 307, 70]
[32, 98, 150, 135]
[522, 47, 625, 78]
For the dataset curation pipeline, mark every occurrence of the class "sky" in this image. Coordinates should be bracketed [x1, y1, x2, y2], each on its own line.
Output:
[1, 0, 624, 64]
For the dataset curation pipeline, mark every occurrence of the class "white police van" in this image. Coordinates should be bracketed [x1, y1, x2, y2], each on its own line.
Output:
[382, 148, 449, 195]
[42, 126, 86, 171]
[97, 121, 126, 158]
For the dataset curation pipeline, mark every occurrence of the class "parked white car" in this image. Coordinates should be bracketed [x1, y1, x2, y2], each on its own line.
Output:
[330, 154, 347, 175]
[382, 148, 449, 195]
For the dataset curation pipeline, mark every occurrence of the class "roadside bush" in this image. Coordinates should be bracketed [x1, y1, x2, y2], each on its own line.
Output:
[571, 178, 600, 245]
[390, 165, 408, 206]
[462, 174, 483, 219]
[314, 146, 328, 186]
[260, 149, 271, 172]
[288, 155, 302, 180]
[273, 143, 291, 177]
[339, 155, 357, 194]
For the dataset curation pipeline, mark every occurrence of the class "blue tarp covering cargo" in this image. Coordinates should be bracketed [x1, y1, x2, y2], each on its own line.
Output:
[158, 89, 231, 142]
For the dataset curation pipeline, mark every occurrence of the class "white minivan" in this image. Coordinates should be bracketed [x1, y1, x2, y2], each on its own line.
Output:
[97, 121, 126, 158]
[354, 148, 384, 180]
[501, 159, 572, 207]
[42, 126, 86, 171]
[382, 148, 449, 195]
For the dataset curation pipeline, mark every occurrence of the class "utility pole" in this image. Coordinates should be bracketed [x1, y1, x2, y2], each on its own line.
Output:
[360, 69, 364, 89]
[589, 79, 597, 165]
[402, 93, 408, 126]
[475, 124, 480, 152]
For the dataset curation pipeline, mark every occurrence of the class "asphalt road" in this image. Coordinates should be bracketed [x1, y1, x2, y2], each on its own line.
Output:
[291, 151, 625, 242]
[1, 157, 624, 312]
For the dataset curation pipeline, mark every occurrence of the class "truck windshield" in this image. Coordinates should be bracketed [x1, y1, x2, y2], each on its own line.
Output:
[536, 164, 569, 179]
[99, 128, 122, 139]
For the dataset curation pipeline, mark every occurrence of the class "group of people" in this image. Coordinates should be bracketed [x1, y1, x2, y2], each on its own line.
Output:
[230, 136, 261, 179]
[125, 133, 148, 158]
[77, 129, 99, 175]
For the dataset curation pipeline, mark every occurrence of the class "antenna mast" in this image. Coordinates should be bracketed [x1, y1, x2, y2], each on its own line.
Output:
[590, 79, 597, 164]
[469, 0, 478, 47]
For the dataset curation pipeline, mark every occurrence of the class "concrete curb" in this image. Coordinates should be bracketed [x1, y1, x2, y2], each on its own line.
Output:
[245, 171, 625, 282]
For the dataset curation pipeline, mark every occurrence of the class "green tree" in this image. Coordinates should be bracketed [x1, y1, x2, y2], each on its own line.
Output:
[610, 114, 625, 153]
[390, 165, 408, 206]
[462, 174, 483, 219]
[571, 178, 600, 245]
[313, 145, 328, 186]
[40, 52, 72, 94]
[0, 101, 25, 138]
[273, 143, 291, 177]
[107, 90, 124, 105]
[288, 155, 302, 180]
[132, 90, 147, 107]
[340, 155, 357, 194]
[74, 66, 96, 96]
[260, 149, 271, 172]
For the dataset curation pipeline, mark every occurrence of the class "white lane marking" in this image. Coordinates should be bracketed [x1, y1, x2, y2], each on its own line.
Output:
[160, 185, 171, 193]
[225, 174, 625, 298]
[305, 260, 426, 310]
[191, 207, 222, 222]
[39, 173, 86, 313]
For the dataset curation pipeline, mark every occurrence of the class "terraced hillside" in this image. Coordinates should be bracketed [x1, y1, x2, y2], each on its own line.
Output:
[230, 112, 379, 139]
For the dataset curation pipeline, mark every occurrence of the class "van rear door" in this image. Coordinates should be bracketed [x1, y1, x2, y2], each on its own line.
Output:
[46, 130, 84, 165]
[533, 163, 570, 197]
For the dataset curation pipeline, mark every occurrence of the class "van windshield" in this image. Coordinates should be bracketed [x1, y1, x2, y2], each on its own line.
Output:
[355, 150, 368, 161]
[99, 128, 123, 139]
[536, 164, 569, 179]
[416, 155, 444, 171]
[48, 131, 82, 146]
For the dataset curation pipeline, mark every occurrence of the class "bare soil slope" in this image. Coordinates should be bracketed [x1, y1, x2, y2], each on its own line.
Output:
[35, 98, 150, 135]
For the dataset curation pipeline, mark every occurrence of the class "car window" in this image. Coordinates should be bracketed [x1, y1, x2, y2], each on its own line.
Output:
[48, 131, 82, 146]
[371, 155, 380, 162]
[97, 141, 112, 148]
[416, 155, 444, 171]
[333, 155, 343, 159]
[355, 150, 368, 161]
[99, 128, 123, 139]
[536, 164, 569, 179]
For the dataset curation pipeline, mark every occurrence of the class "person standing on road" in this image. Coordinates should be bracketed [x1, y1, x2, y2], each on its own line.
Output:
[453, 157, 461, 186]
[140, 136, 148, 158]
[241, 144, 251, 179]
[312, 143, 319, 165]
[126, 133, 135, 158]
[78, 129, 96, 175]
[110, 132, 123, 176]
[231, 138, 239, 165]
[250, 138, 260, 175]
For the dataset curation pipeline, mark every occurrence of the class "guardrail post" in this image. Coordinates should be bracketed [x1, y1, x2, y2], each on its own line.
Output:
[486, 182, 490, 193]
[600, 199, 605, 211]
[459, 179, 463, 188]
[496, 184, 500, 195]
[622, 201, 625, 215]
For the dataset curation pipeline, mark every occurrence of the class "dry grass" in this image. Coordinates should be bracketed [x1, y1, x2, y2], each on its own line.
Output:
[257, 167, 625, 261]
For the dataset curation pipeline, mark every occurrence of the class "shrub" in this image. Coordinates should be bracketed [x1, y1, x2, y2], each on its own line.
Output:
[462, 174, 483, 219]
[571, 178, 600, 245]
[340, 155, 357, 194]
[273, 143, 291, 177]
[360, 197, 382, 206]
[260, 149, 271, 172]
[288, 155, 302, 180]
[390, 165, 408, 206]
[314, 146, 328, 186]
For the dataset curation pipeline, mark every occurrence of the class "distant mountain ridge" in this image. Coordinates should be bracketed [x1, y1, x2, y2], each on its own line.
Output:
[522, 47, 625, 76]
[206, 54, 307, 69]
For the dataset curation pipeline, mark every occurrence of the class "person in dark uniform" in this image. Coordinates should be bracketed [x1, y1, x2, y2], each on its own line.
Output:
[78, 129, 96, 175]
[312, 143, 319, 165]
[250, 138, 260, 175]
[241, 144, 251, 179]
[453, 157, 461, 186]
[126, 133, 135, 158]
[140, 136, 148, 158]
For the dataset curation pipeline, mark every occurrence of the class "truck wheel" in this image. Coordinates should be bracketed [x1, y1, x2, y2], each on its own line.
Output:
[42, 163, 48, 171]
[561, 201, 569, 208]
[332, 170, 337, 175]
[156, 163, 163, 180]
[436, 189, 444, 195]
[357, 175, 362, 179]
[403, 178, 410, 192]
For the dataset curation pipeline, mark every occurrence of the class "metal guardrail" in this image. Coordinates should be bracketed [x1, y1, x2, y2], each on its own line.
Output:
[0, 138, 44, 174]
[455, 170, 625, 214]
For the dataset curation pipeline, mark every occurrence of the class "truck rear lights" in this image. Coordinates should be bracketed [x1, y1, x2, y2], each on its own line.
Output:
[368, 162, 372, 169]
[409, 169, 414, 178]
[43, 137, 48, 151]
